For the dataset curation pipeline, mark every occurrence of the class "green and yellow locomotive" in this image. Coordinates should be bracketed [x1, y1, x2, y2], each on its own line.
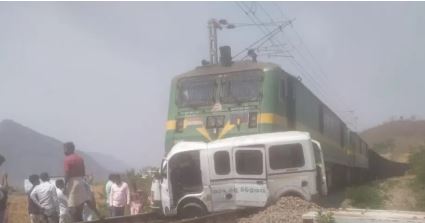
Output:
[165, 50, 369, 186]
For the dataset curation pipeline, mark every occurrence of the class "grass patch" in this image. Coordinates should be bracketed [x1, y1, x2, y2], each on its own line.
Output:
[408, 146, 425, 210]
[345, 183, 385, 209]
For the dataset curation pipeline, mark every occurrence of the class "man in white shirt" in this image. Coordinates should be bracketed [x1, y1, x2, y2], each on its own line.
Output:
[109, 174, 130, 217]
[55, 179, 70, 223]
[30, 173, 59, 223]
[105, 174, 114, 217]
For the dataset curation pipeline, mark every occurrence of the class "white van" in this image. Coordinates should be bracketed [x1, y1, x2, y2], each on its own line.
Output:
[151, 131, 327, 218]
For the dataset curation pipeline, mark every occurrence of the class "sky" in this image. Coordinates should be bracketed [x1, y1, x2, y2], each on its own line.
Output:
[0, 2, 424, 168]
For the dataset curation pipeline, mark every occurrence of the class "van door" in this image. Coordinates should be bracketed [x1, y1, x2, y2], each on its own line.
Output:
[233, 147, 269, 207]
[159, 160, 173, 216]
[209, 149, 236, 212]
[312, 140, 328, 196]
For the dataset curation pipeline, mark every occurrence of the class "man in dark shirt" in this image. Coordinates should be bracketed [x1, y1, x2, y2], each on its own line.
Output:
[63, 142, 100, 222]
[63, 142, 89, 222]
[27, 174, 42, 223]
[64, 142, 85, 183]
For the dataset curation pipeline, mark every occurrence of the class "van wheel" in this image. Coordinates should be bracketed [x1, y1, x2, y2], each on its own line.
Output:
[178, 201, 207, 219]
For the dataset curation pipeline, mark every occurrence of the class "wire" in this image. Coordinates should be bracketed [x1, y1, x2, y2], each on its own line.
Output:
[270, 3, 354, 113]
[232, 25, 284, 59]
[257, 2, 354, 120]
[236, 2, 356, 128]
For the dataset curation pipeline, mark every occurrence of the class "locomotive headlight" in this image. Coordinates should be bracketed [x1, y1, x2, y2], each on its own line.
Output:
[176, 118, 184, 132]
[248, 112, 258, 128]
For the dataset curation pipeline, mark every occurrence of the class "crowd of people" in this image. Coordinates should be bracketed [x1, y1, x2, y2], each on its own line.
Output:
[0, 142, 145, 223]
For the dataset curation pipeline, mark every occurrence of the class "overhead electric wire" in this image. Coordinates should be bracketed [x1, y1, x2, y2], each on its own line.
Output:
[232, 25, 285, 59]
[269, 2, 355, 116]
[254, 2, 356, 127]
[236, 2, 334, 107]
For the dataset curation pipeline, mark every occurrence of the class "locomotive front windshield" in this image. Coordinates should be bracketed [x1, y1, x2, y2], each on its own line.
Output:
[176, 70, 262, 107]
[177, 76, 216, 107]
[220, 71, 262, 104]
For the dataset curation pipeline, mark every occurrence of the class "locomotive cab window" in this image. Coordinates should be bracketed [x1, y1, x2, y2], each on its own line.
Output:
[177, 76, 216, 107]
[235, 150, 263, 175]
[214, 151, 230, 175]
[269, 143, 305, 170]
[220, 71, 262, 104]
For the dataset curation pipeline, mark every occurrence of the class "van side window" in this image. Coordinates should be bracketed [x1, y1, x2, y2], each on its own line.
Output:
[269, 143, 304, 170]
[235, 150, 263, 175]
[214, 151, 230, 175]
[313, 143, 322, 164]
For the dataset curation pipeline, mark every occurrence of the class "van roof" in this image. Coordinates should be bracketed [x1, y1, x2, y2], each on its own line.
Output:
[166, 131, 311, 160]
[209, 131, 311, 148]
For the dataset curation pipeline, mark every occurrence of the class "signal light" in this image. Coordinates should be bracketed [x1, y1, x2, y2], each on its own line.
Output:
[248, 112, 258, 128]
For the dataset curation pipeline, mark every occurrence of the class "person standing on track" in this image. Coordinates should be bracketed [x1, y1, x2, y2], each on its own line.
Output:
[109, 174, 130, 217]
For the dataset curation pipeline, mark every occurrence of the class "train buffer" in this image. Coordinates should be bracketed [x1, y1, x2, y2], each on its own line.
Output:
[302, 209, 425, 223]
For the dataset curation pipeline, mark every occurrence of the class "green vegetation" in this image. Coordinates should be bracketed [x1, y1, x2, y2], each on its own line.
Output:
[408, 145, 425, 210]
[345, 183, 385, 209]
[371, 139, 394, 154]
[316, 210, 336, 223]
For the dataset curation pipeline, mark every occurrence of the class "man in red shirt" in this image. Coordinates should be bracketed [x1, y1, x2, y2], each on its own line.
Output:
[63, 142, 99, 222]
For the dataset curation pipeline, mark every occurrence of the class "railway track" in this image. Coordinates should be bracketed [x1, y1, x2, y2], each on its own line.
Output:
[81, 209, 252, 223]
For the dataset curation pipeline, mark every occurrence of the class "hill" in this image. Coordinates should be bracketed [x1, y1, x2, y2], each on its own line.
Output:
[0, 119, 126, 187]
[86, 151, 130, 173]
[361, 119, 425, 163]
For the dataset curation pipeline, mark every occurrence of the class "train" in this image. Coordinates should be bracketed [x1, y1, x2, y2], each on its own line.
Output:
[165, 46, 374, 188]
[154, 46, 408, 217]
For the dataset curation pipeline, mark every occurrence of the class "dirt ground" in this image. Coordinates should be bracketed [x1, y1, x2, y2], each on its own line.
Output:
[319, 175, 418, 211]
[380, 175, 417, 210]
[7, 194, 29, 223]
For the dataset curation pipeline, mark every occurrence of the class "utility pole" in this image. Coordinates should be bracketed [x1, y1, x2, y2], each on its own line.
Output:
[208, 19, 219, 64]
[208, 19, 235, 64]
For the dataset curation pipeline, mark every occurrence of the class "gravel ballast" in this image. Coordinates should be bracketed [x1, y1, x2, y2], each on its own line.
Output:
[237, 196, 322, 223]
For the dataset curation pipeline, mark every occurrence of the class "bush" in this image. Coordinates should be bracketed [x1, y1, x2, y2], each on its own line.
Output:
[316, 210, 336, 223]
[409, 146, 425, 183]
[345, 184, 384, 209]
[408, 147, 425, 210]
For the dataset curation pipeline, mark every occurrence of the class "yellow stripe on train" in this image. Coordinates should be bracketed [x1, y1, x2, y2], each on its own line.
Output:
[165, 113, 286, 131]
